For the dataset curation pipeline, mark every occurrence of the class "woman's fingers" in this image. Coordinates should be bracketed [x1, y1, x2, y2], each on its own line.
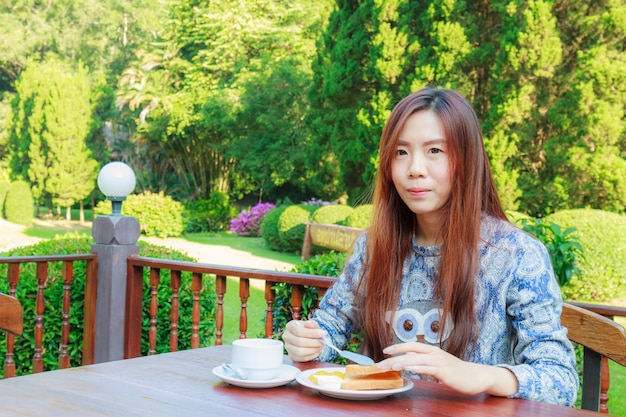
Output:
[377, 342, 506, 396]
[283, 320, 326, 362]
[383, 342, 437, 355]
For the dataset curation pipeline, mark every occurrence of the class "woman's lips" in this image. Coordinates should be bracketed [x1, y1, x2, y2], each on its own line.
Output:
[408, 188, 429, 197]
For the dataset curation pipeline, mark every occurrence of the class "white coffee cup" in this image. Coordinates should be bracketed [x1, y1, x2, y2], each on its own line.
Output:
[230, 338, 284, 380]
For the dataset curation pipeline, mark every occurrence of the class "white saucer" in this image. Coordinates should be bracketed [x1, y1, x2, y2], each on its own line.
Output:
[296, 367, 414, 400]
[212, 364, 300, 389]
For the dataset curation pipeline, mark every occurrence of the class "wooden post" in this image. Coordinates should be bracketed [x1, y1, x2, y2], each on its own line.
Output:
[91, 214, 140, 363]
[301, 223, 313, 261]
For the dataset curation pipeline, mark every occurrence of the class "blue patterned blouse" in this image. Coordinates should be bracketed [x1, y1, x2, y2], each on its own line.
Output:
[312, 215, 579, 406]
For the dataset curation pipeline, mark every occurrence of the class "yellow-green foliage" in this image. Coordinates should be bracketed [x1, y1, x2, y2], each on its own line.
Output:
[94, 191, 184, 238]
[310, 204, 354, 225]
[344, 204, 373, 228]
[4, 180, 33, 226]
[544, 209, 626, 301]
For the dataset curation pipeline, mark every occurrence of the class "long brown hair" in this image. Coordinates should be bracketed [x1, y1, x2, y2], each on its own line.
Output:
[357, 87, 507, 361]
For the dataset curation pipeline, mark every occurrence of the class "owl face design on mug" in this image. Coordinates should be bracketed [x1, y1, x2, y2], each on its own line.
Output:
[385, 300, 452, 345]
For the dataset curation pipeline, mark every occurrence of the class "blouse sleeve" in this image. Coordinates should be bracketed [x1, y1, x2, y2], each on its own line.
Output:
[499, 236, 579, 406]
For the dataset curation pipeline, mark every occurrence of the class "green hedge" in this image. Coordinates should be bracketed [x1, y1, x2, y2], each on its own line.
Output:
[94, 191, 184, 238]
[183, 191, 238, 233]
[278, 204, 317, 253]
[261, 205, 289, 251]
[4, 180, 33, 226]
[544, 209, 626, 301]
[310, 205, 354, 225]
[343, 204, 373, 228]
[263, 204, 372, 255]
[0, 233, 216, 376]
[262, 204, 319, 254]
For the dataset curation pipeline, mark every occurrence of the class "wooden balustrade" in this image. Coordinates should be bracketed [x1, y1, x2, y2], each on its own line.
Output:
[0, 255, 97, 378]
[123, 256, 337, 359]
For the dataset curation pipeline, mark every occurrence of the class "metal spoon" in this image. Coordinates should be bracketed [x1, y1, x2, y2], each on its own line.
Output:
[222, 363, 247, 380]
[320, 335, 375, 365]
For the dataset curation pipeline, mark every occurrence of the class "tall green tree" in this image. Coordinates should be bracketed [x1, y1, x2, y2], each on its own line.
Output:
[306, 0, 382, 204]
[6, 57, 99, 219]
[306, 0, 626, 214]
[116, 0, 333, 202]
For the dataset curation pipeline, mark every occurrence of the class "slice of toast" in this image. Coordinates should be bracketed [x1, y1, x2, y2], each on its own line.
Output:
[341, 365, 403, 390]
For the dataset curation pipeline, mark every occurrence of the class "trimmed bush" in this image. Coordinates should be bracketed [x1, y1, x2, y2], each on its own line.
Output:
[0, 179, 10, 218]
[183, 191, 238, 233]
[278, 204, 317, 254]
[4, 180, 34, 226]
[310, 204, 354, 225]
[95, 191, 184, 238]
[343, 204, 374, 228]
[261, 205, 289, 251]
[544, 209, 626, 301]
[0, 233, 216, 376]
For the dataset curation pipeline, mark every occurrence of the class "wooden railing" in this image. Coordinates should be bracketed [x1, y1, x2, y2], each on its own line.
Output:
[0, 254, 97, 377]
[1, 253, 336, 377]
[123, 256, 337, 359]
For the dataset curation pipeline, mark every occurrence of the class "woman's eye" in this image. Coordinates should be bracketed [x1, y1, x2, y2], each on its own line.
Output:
[429, 148, 442, 154]
[396, 149, 408, 156]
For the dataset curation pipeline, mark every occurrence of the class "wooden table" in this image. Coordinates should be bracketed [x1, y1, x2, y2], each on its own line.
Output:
[0, 345, 602, 417]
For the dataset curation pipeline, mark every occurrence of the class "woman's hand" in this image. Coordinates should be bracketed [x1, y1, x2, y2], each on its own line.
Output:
[282, 320, 327, 362]
[377, 342, 518, 397]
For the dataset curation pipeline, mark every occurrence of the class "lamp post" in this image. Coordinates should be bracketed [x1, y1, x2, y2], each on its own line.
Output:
[91, 161, 140, 363]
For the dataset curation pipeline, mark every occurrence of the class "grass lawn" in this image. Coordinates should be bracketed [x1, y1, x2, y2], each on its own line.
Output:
[22, 222, 92, 240]
[184, 232, 301, 266]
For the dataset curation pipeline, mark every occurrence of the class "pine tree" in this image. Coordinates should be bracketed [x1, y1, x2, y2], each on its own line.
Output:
[7, 56, 98, 218]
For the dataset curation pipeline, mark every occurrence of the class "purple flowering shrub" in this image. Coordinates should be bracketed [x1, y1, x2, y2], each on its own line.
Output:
[230, 202, 276, 236]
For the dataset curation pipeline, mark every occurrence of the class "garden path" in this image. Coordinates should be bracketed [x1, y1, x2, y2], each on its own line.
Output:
[1, 219, 295, 289]
[141, 236, 295, 271]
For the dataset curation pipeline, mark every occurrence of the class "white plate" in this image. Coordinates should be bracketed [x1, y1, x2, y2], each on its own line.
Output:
[212, 364, 300, 389]
[296, 367, 414, 400]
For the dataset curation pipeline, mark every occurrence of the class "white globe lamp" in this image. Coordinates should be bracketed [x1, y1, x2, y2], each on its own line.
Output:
[97, 161, 136, 216]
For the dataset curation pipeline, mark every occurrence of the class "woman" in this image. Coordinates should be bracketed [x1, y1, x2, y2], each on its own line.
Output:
[282, 86, 578, 406]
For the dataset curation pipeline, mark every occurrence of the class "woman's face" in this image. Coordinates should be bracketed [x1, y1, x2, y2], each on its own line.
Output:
[391, 110, 452, 223]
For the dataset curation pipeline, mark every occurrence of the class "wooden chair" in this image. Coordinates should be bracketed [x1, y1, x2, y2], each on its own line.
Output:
[0, 293, 23, 336]
[1, 293, 23, 378]
[561, 302, 626, 413]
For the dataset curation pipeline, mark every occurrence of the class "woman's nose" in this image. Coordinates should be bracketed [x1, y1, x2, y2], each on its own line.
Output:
[407, 154, 427, 177]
